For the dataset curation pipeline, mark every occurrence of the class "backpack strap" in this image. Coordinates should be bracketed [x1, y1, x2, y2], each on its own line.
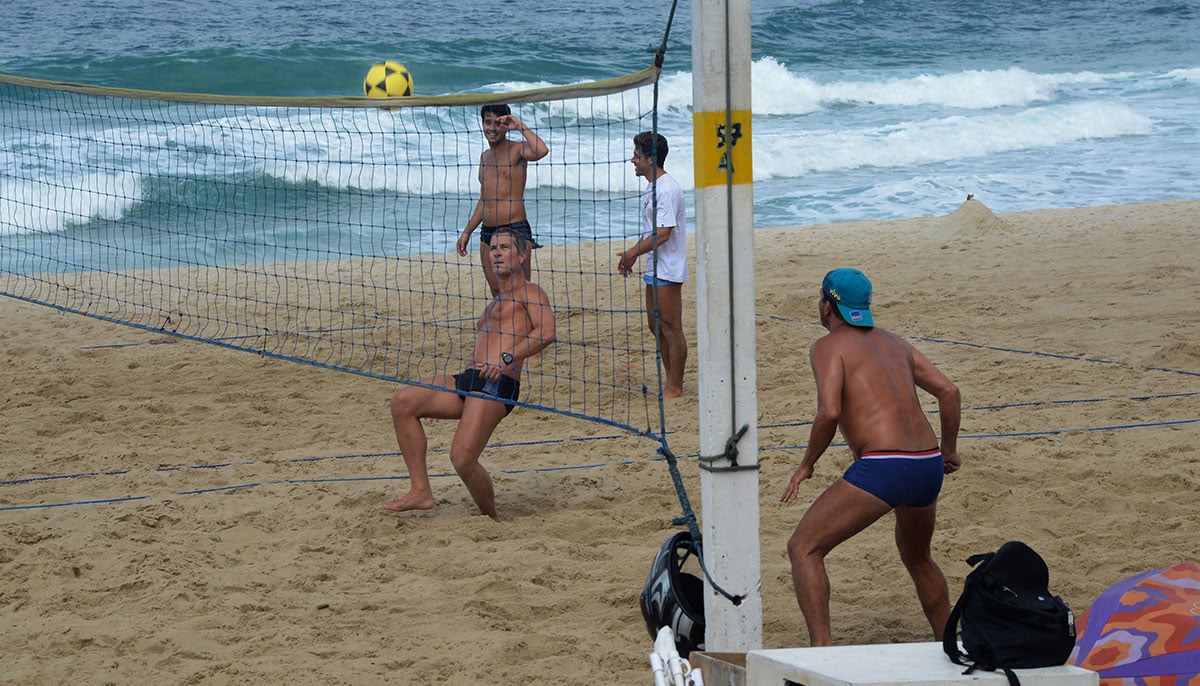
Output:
[966, 551, 994, 567]
[942, 591, 969, 666]
[944, 550, 995, 665]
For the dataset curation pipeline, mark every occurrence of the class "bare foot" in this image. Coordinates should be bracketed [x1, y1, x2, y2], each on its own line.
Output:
[663, 387, 685, 400]
[382, 491, 435, 512]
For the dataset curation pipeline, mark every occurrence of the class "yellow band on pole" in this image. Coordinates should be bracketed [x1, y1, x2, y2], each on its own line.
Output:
[692, 109, 752, 188]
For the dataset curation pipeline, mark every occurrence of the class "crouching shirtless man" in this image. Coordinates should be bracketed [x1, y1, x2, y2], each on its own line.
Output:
[781, 268, 962, 645]
[385, 227, 555, 520]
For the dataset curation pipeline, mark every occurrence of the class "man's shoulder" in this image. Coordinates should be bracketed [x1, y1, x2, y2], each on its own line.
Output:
[822, 325, 893, 346]
[504, 280, 551, 304]
[824, 326, 914, 362]
[496, 138, 528, 161]
[810, 331, 836, 355]
[521, 280, 551, 303]
[647, 174, 685, 207]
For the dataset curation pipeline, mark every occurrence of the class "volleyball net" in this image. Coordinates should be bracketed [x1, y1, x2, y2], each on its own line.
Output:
[0, 67, 671, 437]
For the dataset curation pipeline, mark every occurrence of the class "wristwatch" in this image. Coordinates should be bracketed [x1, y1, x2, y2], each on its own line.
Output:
[500, 352, 515, 366]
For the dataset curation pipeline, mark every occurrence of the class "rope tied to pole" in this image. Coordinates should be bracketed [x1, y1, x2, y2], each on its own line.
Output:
[657, 440, 744, 605]
[698, 423, 757, 473]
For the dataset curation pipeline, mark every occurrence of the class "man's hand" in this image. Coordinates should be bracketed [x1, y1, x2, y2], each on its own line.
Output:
[780, 465, 814, 503]
[477, 362, 503, 382]
[943, 451, 961, 474]
[615, 249, 635, 276]
[456, 228, 472, 257]
[497, 114, 524, 131]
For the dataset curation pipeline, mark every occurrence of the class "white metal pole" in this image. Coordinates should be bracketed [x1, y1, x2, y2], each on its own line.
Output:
[691, 0, 762, 652]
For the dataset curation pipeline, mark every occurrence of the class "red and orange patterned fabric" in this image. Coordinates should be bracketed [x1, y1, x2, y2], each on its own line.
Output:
[1069, 560, 1200, 685]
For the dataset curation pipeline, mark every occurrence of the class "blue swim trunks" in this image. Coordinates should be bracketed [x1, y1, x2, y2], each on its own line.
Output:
[480, 219, 541, 249]
[454, 368, 521, 415]
[843, 448, 944, 508]
[643, 273, 682, 287]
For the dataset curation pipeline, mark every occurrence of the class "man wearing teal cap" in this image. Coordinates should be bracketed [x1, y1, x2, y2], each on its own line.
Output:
[780, 268, 963, 646]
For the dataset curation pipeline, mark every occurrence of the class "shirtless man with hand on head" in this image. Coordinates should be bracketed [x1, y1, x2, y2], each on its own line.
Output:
[386, 227, 555, 521]
[781, 267, 962, 646]
[457, 104, 549, 297]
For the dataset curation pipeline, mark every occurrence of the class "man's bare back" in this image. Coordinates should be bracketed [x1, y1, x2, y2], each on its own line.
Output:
[813, 325, 941, 458]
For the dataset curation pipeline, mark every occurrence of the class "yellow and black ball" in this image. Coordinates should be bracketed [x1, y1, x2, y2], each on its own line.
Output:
[363, 61, 413, 98]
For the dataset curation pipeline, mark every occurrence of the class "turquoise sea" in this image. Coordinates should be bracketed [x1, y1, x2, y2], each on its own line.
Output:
[1, 0, 1198, 236]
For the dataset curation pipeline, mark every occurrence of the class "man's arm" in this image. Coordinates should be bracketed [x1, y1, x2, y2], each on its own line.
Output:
[500, 115, 548, 162]
[616, 226, 673, 276]
[912, 348, 962, 473]
[457, 198, 484, 256]
[479, 287, 555, 382]
[781, 338, 844, 503]
[512, 285, 557, 364]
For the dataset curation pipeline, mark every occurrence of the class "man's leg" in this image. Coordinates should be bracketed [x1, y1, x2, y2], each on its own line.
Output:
[479, 243, 500, 296]
[787, 479, 892, 645]
[383, 376, 462, 512]
[894, 502, 951, 639]
[447, 396, 508, 520]
[646, 283, 686, 399]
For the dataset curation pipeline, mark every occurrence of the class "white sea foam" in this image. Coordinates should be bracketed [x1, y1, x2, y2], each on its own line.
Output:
[1166, 67, 1200, 83]
[0, 124, 144, 235]
[0, 172, 142, 236]
[753, 102, 1154, 179]
[650, 60, 1139, 114]
[756, 60, 1133, 112]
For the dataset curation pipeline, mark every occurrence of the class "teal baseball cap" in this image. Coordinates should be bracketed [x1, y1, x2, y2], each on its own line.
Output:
[822, 268, 874, 327]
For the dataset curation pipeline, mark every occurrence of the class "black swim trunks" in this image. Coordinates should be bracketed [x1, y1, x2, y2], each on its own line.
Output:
[454, 368, 521, 415]
[480, 219, 541, 249]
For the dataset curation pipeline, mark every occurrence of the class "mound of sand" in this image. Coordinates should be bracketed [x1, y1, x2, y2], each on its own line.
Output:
[931, 195, 1015, 241]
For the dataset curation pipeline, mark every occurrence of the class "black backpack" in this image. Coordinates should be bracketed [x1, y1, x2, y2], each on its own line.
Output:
[943, 541, 1076, 686]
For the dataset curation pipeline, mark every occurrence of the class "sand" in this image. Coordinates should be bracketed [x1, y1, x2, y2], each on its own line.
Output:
[2, 199, 1198, 684]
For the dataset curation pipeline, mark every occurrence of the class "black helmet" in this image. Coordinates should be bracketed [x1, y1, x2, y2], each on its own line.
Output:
[639, 530, 706, 656]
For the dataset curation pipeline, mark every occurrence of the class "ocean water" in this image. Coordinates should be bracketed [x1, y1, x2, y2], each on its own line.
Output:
[1, 0, 1198, 243]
